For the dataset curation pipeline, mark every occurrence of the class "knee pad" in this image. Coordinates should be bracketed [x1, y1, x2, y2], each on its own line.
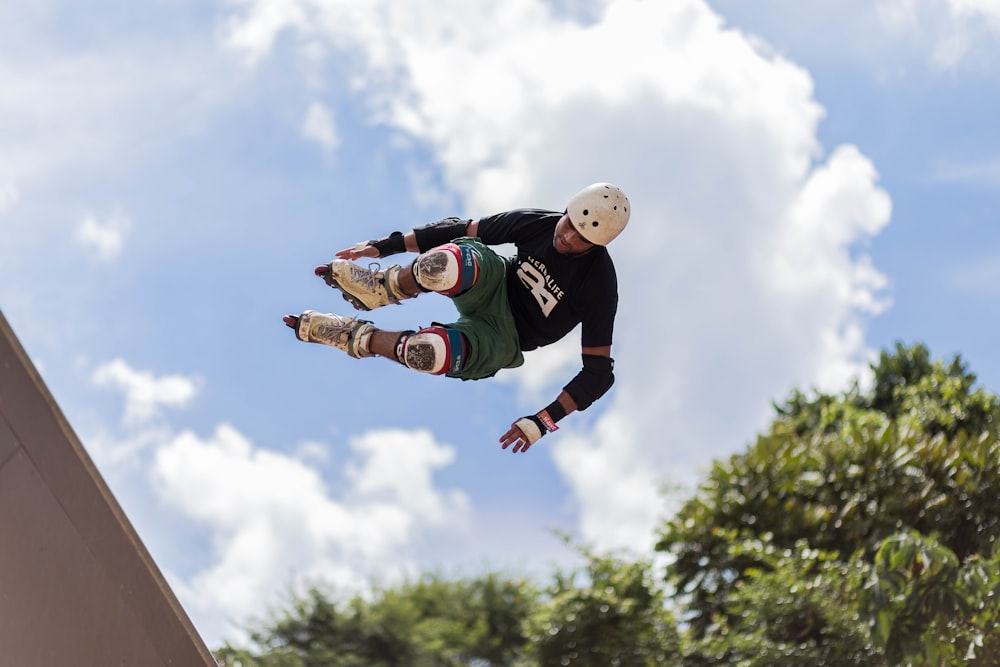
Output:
[399, 326, 469, 375]
[412, 243, 480, 297]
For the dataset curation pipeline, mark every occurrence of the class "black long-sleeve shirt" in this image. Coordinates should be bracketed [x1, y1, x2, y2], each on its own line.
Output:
[476, 208, 618, 352]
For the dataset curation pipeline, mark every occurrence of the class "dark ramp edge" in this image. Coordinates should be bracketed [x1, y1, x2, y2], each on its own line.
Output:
[0, 308, 218, 667]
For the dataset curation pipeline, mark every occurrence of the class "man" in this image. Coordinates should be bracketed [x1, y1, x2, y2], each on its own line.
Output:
[284, 183, 628, 454]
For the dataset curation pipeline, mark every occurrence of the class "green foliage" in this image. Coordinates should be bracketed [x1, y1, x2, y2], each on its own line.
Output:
[860, 531, 1000, 665]
[216, 555, 679, 667]
[216, 573, 538, 667]
[868, 343, 1000, 437]
[685, 537, 878, 666]
[657, 342, 1000, 663]
[776, 342, 1000, 440]
[660, 425, 1000, 636]
[528, 546, 680, 666]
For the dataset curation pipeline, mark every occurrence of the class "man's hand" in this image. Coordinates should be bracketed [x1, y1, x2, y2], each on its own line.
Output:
[500, 417, 544, 453]
[334, 242, 380, 261]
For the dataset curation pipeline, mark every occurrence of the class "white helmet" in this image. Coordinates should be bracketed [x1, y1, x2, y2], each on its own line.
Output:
[567, 183, 630, 246]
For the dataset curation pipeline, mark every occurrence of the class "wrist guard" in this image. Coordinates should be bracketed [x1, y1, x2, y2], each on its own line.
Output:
[414, 217, 470, 252]
[515, 401, 567, 445]
[367, 231, 407, 258]
[514, 415, 548, 445]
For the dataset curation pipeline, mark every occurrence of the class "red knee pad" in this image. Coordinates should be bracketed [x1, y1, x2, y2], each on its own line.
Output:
[413, 243, 480, 297]
[401, 326, 469, 375]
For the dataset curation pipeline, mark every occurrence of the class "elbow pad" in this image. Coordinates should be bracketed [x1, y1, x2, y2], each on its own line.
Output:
[564, 355, 615, 411]
[414, 217, 471, 252]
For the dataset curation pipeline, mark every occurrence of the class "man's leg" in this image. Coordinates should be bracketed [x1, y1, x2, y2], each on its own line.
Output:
[318, 242, 480, 311]
[283, 311, 377, 358]
[284, 312, 469, 376]
[410, 243, 480, 296]
[373, 327, 469, 375]
[315, 262, 419, 311]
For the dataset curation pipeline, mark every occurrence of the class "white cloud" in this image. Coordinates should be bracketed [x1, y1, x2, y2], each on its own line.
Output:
[345, 429, 468, 522]
[76, 209, 132, 260]
[0, 10, 250, 344]
[85, 423, 177, 467]
[0, 179, 17, 212]
[223, 0, 310, 64]
[92, 358, 199, 426]
[222, 0, 892, 555]
[295, 439, 331, 463]
[82, 354, 470, 644]
[405, 164, 457, 210]
[879, 0, 1000, 68]
[552, 413, 668, 554]
[950, 0, 1000, 24]
[877, 0, 920, 32]
[301, 101, 339, 154]
[0, 38, 237, 184]
[495, 334, 579, 405]
[152, 424, 469, 641]
[771, 145, 892, 320]
[704, 0, 1000, 74]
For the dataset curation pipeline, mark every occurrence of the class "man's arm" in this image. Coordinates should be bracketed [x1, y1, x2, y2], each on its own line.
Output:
[500, 346, 613, 454]
[335, 218, 478, 261]
[334, 232, 418, 260]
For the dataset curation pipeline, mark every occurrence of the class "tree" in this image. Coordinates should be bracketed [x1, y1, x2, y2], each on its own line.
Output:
[527, 546, 680, 666]
[216, 573, 539, 667]
[217, 547, 683, 667]
[656, 342, 1000, 662]
[860, 531, 1000, 666]
[777, 342, 1000, 440]
[684, 537, 878, 666]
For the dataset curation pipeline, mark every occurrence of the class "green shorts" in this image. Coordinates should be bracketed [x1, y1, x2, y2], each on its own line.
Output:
[443, 238, 524, 380]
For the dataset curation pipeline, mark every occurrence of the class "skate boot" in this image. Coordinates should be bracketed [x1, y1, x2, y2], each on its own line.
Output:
[284, 311, 377, 358]
[316, 261, 414, 311]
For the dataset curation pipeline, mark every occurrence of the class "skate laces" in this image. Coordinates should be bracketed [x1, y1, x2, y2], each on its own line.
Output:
[347, 262, 383, 291]
[314, 313, 364, 337]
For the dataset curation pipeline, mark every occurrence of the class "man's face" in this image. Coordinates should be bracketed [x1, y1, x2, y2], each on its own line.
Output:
[553, 213, 596, 256]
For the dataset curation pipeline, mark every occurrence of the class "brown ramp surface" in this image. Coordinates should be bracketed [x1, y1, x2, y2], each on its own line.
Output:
[0, 309, 217, 666]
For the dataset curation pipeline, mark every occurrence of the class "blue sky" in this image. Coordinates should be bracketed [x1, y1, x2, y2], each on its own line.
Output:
[2, 0, 999, 647]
